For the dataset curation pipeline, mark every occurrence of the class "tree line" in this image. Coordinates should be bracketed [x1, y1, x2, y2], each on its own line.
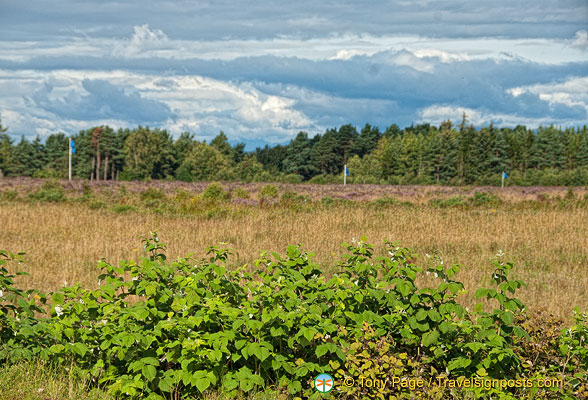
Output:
[0, 114, 587, 186]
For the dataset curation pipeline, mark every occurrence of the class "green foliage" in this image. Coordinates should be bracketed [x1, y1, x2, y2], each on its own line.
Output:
[279, 191, 310, 210]
[470, 191, 501, 206]
[429, 196, 467, 208]
[32, 167, 63, 179]
[112, 204, 136, 213]
[123, 127, 176, 180]
[201, 182, 230, 202]
[371, 196, 412, 209]
[0, 236, 585, 399]
[1, 189, 18, 201]
[259, 184, 278, 205]
[177, 141, 234, 182]
[307, 174, 339, 184]
[231, 187, 250, 199]
[2, 122, 588, 185]
[27, 180, 66, 202]
[280, 174, 303, 184]
[429, 192, 501, 208]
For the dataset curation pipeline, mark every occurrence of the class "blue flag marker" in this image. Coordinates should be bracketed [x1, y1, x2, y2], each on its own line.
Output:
[345, 165, 349, 176]
[71, 139, 76, 154]
[503, 171, 508, 179]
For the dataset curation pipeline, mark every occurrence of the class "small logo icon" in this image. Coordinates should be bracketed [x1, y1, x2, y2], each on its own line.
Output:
[314, 373, 334, 393]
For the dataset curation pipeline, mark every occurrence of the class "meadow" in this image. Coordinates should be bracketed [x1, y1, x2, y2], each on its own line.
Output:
[0, 178, 586, 319]
[0, 178, 587, 399]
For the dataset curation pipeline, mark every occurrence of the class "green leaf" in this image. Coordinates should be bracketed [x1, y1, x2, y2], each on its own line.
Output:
[301, 327, 315, 342]
[158, 376, 173, 392]
[142, 365, 157, 381]
[315, 344, 329, 358]
[223, 376, 238, 391]
[49, 344, 65, 354]
[421, 330, 439, 346]
[142, 357, 159, 366]
[72, 343, 88, 357]
[415, 309, 427, 321]
[396, 281, 410, 297]
[448, 357, 471, 371]
[195, 376, 211, 393]
[240, 378, 254, 392]
[500, 311, 514, 325]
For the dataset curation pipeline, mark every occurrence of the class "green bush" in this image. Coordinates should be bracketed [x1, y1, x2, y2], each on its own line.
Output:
[0, 237, 585, 399]
[470, 191, 501, 206]
[201, 182, 230, 202]
[428, 196, 467, 208]
[259, 184, 278, 206]
[278, 191, 310, 211]
[112, 204, 135, 213]
[231, 187, 250, 199]
[280, 174, 303, 184]
[88, 200, 107, 210]
[1, 189, 18, 201]
[32, 168, 62, 179]
[27, 180, 66, 202]
[141, 188, 166, 201]
[308, 174, 338, 184]
[371, 196, 412, 209]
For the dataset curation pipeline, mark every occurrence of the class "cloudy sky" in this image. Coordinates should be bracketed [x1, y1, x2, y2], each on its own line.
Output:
[1, 1, 587, 148]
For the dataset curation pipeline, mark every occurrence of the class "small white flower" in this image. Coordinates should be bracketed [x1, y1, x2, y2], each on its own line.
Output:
[132, 276, 138, 281]
[79, 299, 85, 304]
[0, 289, 3, 297]
[100, 319, 107, 325]
[54, 306, 64, 316]
[324, 334, 331, 339]
[248, 313, 254, 319]
[38, 388, 44, 393]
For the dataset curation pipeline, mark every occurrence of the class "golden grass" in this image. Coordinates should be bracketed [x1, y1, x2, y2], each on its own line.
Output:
[1, 199, 587, 320]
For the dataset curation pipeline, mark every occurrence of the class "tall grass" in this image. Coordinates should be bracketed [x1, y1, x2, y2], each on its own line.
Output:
[1, 197, 586, 320]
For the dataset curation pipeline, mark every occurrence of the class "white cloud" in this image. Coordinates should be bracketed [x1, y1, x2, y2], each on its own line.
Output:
[387, 49, 434, 72]
[3, 27, 588, 65]
[112, 24, 170, 58]
[417, 105, 554, 128]
[0, 69, 316, 143]
[570, 30, 588, 51]
[509, 76, 588, 114]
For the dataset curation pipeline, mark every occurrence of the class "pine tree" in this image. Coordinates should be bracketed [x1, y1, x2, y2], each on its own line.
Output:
[10, 136, 36, 176]
[577, 126, 588, 167]
[311, 129, 342, 175]
[255, 144, 288, 174]
[351, 123, 381, 157]
[43, 133, 68, 177]
[282, 131, 316, 179]
[335, 124, 358, 164]
[0, 133, 13, 177]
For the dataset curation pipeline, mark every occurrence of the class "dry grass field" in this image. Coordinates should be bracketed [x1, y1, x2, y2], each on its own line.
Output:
[1, 178, 586, 320]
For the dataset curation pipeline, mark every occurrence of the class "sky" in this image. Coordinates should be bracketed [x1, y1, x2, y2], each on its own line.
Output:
[0, 1, 587, 148]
